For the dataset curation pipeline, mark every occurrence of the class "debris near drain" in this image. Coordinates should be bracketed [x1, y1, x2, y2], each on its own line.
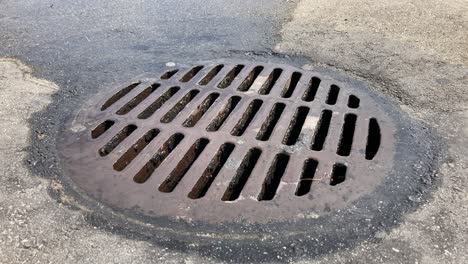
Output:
[35, 130, 46, 139]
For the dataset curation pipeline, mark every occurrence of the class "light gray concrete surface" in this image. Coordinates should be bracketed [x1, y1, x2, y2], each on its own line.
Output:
[0, 0, 467, 263]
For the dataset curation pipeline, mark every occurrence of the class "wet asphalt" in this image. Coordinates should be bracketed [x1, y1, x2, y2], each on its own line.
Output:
[0, 0, 290, 89]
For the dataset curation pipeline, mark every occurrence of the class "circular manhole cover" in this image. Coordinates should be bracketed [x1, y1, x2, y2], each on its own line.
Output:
[59, 61, 396, 224]
[55, 60, 441, 260]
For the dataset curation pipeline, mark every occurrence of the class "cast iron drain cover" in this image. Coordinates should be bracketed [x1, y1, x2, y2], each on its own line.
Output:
[59, 61, 396, 224]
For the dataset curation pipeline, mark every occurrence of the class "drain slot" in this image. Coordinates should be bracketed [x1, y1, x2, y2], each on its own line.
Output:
[180, 66, 204, 82]
[161, 90, 200, 123]
[348, 95, 360, 108]
[337, 114, 357, 156]
[366, 118, 381, 160]
[218, 65, 245, 88]
[281, 72, 302, 98]
[117, 84, 160, 115]
[133, 133, 184, 183]
[113, 129, 160, 171]
[326, 85, 340, 105]
[99, 125, 137, 156]
[237, 66, 264, 92]
[101, 82, 141, 111]
[199, 65, 224, 85]
[231, 99, 263, 136]
[159, 138, 210, 192]
[258, 153, 290, 201]
[311, 110, 333, 151]
[138, 86, 180, 119]
[259, 68, 282, 95]
[302, 77, 321, 102]
[161, 69, 179, 80]
[256, 103, 286, 141]
[330, 163, 347, 185]
[295, 159, 318, 196]
[183, 93, 220, 127]
[206, 96, 242, 131]
[222, 148, 262, 201]
[91, 120, 115, 139]
[283, 106, 310, 146]
[189, 143, 235, 199]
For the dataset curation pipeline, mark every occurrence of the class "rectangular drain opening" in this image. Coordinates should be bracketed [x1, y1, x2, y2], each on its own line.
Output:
[91, 120, 115, 139]
[101, 82, 141, 111]
[237, 66, 264, 92]
[218, 65, 245, 88]
[159, 138, 210, 192]
[133, 133, 184, 183]
[365, 118, 381, 160]
[337, 114, 357, 156]
[206, 96, 242, 132]
[99, 124, 137, 156]
[330, 163, 347, 185]
[161, 89, 200, 123]
[258, 68, 282, 95]
[258, 153, 290, 201]
[281, 72, 302, 98]
[311, 110, 333, 151]
[256, 103, 286, 141]
[117, 83, 160, 115]
[222, 148, 262, 201]
[180, 66, 204, 82]
[282, 106, 310, 146]
[231, 99, 263, 136]
[302, 77, 321, 102]
[295, 159, 318, 196]
[183, 93, 220, 127]
[189, 143, 236, 199]
[138, 86, 180, 119]
[199, 65, 224, 85]
[113, 129, 160, 171]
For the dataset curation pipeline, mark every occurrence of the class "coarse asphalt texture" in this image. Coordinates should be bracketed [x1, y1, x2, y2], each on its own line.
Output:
[0, 0, 467, 263]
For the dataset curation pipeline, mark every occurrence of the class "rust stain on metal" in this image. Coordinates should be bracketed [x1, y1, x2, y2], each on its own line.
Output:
[58, 61, 395, 224]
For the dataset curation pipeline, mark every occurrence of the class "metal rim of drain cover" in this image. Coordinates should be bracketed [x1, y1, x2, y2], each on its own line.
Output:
[57, 60, 439, 256]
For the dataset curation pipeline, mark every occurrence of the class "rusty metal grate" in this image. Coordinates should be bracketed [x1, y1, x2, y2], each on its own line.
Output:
[59, 61, 394, 224]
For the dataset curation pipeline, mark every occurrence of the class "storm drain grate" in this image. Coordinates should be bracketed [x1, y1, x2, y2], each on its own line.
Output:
[60, 61, 394, 223]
